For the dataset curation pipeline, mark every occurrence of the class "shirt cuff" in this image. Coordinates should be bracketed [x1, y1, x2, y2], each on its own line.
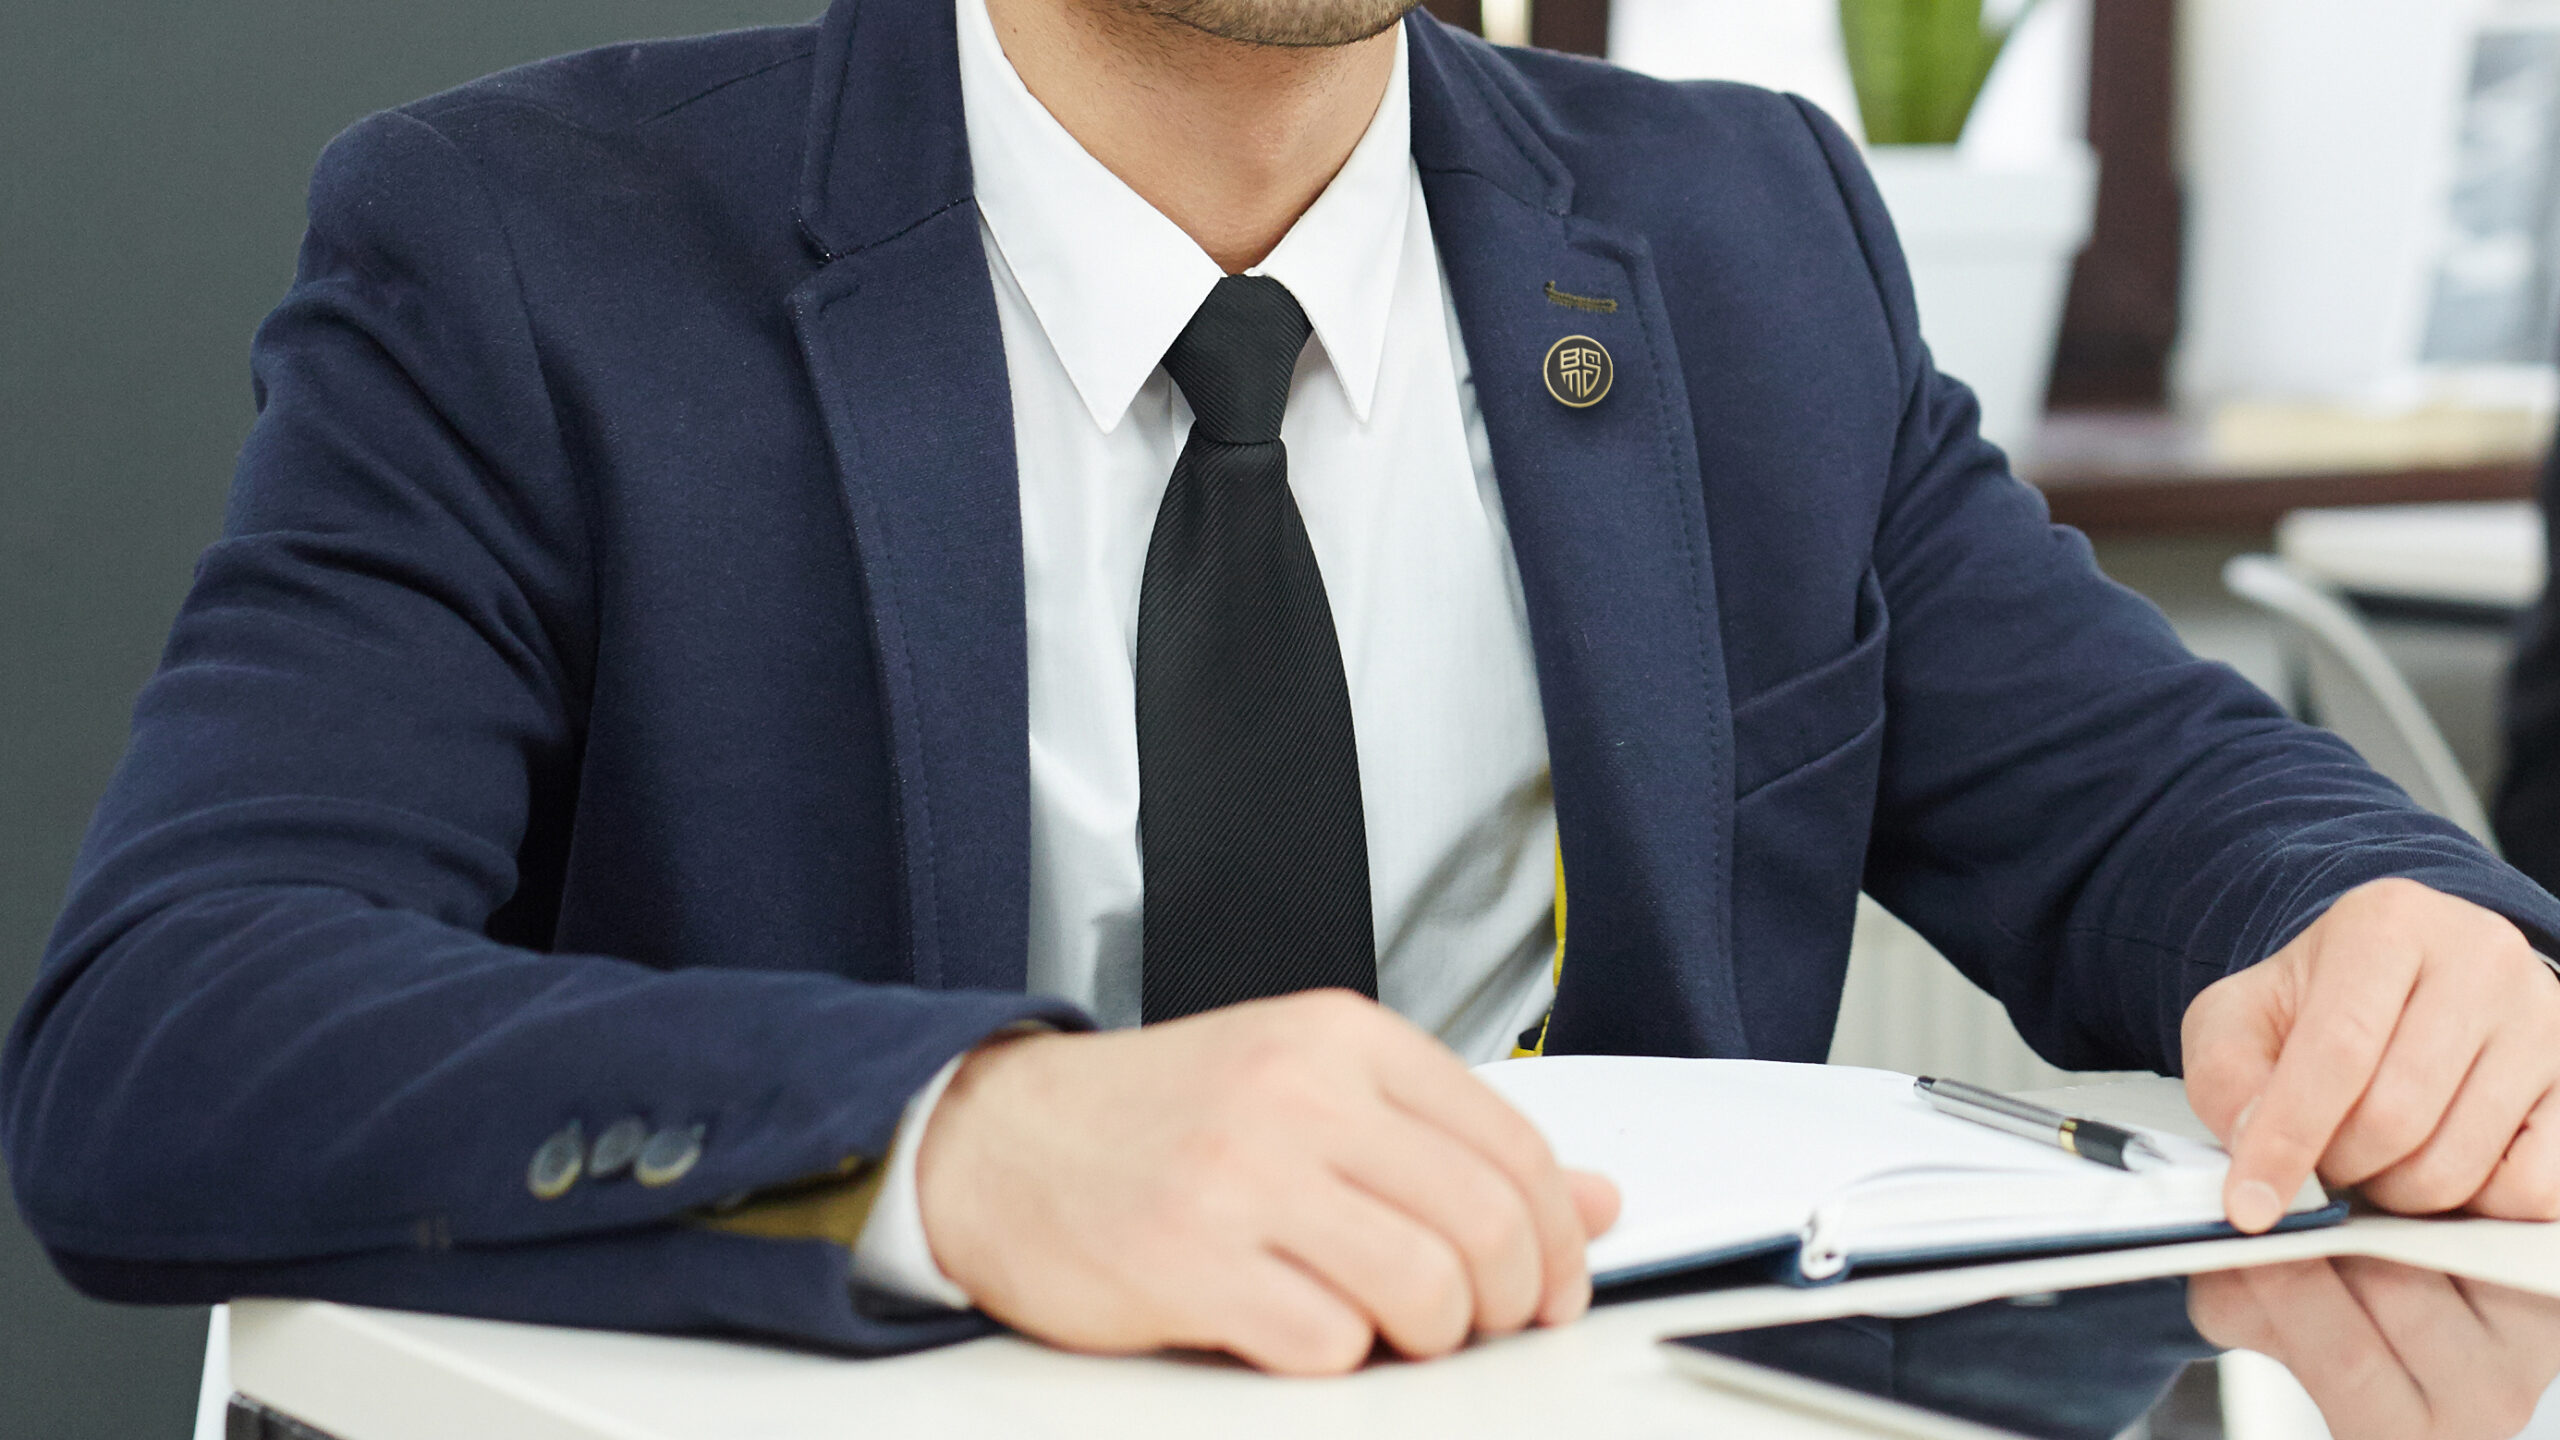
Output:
[848, 1052, 974, 1310]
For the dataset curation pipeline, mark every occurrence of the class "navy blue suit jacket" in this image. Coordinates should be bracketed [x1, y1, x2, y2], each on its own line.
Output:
[11, 0, 2559, 1355]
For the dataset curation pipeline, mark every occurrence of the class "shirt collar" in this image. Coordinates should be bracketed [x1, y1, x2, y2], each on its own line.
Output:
[955, 0, 1412, 429]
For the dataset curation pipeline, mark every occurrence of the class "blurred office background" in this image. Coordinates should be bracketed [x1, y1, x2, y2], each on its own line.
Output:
[7, 0, 2560, 1433]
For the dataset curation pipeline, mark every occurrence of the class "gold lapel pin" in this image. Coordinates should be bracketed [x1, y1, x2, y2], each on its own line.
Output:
[1543, 335, 1613, 409]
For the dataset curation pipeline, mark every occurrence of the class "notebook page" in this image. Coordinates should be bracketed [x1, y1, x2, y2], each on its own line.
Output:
[1475, 1056, 2233, 1279]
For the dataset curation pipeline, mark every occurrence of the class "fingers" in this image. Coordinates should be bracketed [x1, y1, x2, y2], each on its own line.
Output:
[2470, 1085, 2560, 1221]
[1364, 1018, 1594, 1325]
[1567, 1168, 1621, 1241]
[2323, 952, 2505, 1189]
[2354, 1027, 2542, 1214]
[2455, 1269, 2560, 1409]
[2332, 1257, 2491, 1393]
[2190, 884, 2560, 1234]
[2219, 924, 2424, 1232]
[920, 991, 1612, 1375]
[1267, 1176, 1473, 1360]
[1333, 1109, 1547, 1337]
[2183, 1267, 2270, 1352]
[1192, 1251, 1380, 1376]
[2336, 1258, 2554, 1440]
[2190, 1258, 2560, 1440]
[2226, 1259, 2427, 1440]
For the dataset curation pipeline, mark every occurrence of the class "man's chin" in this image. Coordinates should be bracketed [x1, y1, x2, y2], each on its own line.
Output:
[1134, 0, 1424, 49]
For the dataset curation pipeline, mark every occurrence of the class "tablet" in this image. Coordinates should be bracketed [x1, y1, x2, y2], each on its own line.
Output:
[1661, 1255, 2560, 1439]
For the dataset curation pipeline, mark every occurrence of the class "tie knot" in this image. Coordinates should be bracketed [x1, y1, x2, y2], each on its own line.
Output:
[1162, 275, 1311, 445]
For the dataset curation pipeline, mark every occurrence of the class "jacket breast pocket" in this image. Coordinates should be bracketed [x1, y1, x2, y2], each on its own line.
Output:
[1731, 567, 1889, 801]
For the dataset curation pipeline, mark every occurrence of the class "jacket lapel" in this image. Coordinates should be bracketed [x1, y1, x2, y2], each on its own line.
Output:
[790, 0, 1029, 993]
[1410, 19, 1748, 1058]
[780, 3, 1748, 1035]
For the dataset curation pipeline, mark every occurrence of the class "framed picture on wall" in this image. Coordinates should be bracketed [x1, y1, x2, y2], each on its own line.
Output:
[2419, 2, 2560, 403]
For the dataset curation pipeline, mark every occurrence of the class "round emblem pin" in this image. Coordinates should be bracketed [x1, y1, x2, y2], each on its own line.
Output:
[1543, 335, 1613, 409]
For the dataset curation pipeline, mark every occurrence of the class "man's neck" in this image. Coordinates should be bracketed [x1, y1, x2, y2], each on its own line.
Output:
[983, 0, 1399, 274]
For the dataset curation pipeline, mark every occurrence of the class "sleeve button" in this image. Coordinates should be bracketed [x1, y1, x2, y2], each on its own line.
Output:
[527, 1121, 586, 1200]
[634, 1123, 707, 1188]
[589, 1117, 650, 1180]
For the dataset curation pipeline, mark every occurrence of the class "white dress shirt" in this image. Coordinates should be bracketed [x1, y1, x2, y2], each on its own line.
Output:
[850, 0, 1560, 1306]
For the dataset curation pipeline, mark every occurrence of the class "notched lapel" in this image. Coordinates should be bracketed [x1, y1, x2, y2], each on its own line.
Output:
[787, 2, 1746, 1028]
[1412, 19, 1747, 1058]
[791, 0, 1030, 994]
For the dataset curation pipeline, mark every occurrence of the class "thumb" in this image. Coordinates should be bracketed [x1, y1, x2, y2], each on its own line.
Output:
[2187, 957, 2337, 1235]
[2182, 963, 2287, 1146]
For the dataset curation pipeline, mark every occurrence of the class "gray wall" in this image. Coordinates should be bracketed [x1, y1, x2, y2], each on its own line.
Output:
[0, 3, 814, 1433]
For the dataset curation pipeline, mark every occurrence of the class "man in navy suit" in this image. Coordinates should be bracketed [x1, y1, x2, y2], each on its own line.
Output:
[12, 0, 2560, 1375]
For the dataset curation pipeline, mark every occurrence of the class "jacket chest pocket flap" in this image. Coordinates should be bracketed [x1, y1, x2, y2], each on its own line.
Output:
[1731, 568, 1889, 802]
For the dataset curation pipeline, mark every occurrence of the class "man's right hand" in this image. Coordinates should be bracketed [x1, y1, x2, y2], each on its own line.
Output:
[913, 990, 1620, 1374]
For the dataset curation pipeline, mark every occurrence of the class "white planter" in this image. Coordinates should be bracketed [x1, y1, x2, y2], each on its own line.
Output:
[1866, 144, 2099, 455]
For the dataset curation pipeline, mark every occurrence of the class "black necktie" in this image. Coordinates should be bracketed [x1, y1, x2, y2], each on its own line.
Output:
[1136, 275, 1376, 1022]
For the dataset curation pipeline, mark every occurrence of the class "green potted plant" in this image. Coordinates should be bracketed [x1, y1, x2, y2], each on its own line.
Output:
[1832, 0, 2093, 455]
[1838, 0, 2036, 146]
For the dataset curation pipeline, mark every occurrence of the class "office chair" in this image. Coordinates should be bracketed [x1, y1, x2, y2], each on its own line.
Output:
[192, 1306, 227, 1440]
[2223, 553, 2499, 850]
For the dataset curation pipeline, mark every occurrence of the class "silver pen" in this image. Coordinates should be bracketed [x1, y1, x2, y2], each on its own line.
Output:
[1913, 1076, 2169, 1172]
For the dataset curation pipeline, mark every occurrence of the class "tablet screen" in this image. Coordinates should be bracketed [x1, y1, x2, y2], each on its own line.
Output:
[1663, 1257, 2560, 1439]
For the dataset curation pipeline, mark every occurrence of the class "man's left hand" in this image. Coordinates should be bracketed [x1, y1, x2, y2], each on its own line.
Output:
[2184, 878, 2560, 1232]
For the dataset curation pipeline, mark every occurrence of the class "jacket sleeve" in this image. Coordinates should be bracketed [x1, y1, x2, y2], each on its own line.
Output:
[1791, 97, 2560, 1074]
[0, 108, 1082, 1354]
[2497, 440, 2560, 886]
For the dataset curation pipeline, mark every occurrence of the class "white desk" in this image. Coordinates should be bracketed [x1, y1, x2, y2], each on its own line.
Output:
[2275, 501, 2546, 612]
[225, 1078, 2560, 1440]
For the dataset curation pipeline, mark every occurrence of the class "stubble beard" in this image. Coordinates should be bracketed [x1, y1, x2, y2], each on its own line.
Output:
[1121, 0, 1425, 48]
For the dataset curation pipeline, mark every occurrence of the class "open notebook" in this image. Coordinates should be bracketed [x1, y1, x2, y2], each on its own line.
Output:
[1475, 1056, 2344, 1288]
